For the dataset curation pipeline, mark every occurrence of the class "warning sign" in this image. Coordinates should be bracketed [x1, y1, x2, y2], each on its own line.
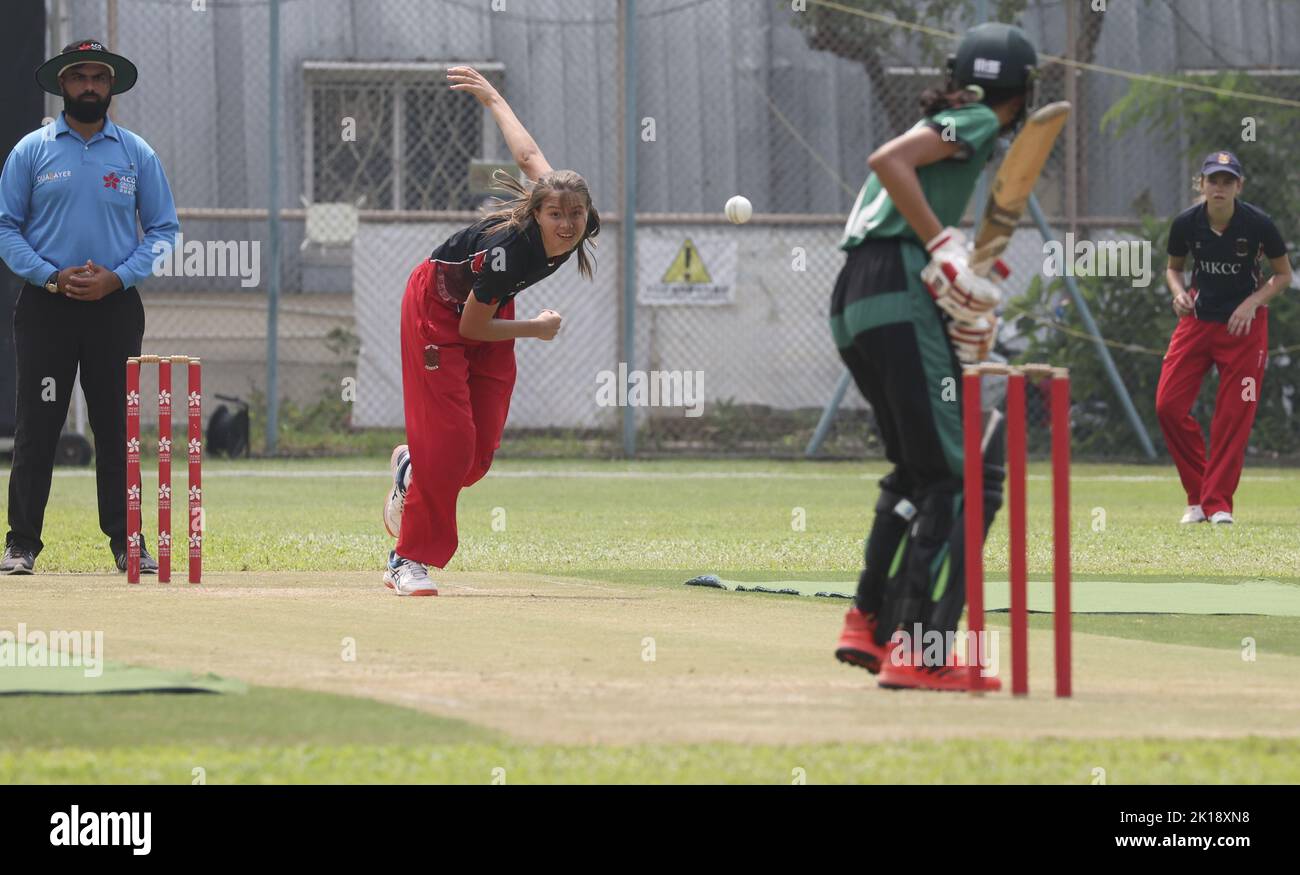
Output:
[640, 234, 737, 306]
[661, 239, 712, 284]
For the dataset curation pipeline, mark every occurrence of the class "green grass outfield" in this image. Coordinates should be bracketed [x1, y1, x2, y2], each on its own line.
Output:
[7, 691, 1299, 784]
[3, 457, 1299, 783]
[25, 457, 1300, 577]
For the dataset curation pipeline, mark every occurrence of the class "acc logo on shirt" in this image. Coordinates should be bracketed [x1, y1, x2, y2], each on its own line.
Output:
[103, 171, 137, 197]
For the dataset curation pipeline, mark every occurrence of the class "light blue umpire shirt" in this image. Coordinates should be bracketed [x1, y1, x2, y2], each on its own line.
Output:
[0, 111, 179, 289]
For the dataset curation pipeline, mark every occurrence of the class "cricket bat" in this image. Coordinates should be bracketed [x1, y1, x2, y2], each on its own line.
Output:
[971, 101, 1071, 276]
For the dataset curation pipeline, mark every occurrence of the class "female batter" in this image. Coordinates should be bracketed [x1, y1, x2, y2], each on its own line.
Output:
[381, 66, 599, 595]
[1157, 151, 1291, 525]
[829, 23, 1038, 691]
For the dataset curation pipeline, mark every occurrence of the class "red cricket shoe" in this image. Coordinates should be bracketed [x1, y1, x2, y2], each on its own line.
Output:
[834, 607, 889, 675]
[878, 662, 1003, 693]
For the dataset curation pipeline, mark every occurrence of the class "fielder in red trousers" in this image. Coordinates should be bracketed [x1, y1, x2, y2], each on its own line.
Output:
[1157, 151, 1291, 525]
[380, 66, 599, 595]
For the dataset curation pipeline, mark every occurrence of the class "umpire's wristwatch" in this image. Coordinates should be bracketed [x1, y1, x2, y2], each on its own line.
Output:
[44, 271, 59, 294]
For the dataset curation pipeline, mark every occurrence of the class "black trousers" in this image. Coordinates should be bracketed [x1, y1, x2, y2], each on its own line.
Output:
[6, 285, 144, 557]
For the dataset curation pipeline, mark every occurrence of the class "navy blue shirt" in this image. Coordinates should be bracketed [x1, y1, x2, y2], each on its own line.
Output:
[1167, 199, 1287, 323]
[0, 112, 179, 289]
[429, 218, 569, 312]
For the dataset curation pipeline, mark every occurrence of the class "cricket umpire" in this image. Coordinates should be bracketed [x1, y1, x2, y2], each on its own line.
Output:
[0, 39, 178, 575]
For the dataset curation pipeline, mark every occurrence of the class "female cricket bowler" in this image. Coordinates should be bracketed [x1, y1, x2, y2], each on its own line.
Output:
[829, 23, 1039, 691]
[1157, 151, 1291, 525]
[380, 66, 599, 596]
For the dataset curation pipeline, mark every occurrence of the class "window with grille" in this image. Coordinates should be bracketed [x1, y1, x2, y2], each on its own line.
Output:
[304, 62, 504, 211]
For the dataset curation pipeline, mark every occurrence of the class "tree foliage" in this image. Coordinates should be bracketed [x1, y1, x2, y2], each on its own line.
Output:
[790, 0, 1105, 135]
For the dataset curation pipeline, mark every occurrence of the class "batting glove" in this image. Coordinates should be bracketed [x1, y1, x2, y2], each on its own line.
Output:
[925, 226, 969, 265]
[947, 315, 999, 365]
[970, 253, 1013, 280]
[922, 228, 1011, 321]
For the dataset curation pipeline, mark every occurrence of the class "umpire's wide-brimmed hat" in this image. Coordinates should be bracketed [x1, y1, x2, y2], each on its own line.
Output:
[36, 39, 137, 95]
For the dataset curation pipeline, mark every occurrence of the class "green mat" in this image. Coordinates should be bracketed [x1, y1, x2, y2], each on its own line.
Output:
[0, 662, 248, 696]
[685, 576, 1300, 617]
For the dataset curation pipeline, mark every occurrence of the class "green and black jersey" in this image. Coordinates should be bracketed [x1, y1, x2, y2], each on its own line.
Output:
[839, 103, 1002, 250]
[830, 103, 1003, 479]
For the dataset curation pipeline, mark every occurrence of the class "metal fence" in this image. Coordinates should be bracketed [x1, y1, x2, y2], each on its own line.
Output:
[42, 0, 1300, 458]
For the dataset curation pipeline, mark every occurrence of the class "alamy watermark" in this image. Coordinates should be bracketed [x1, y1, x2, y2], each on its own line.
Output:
[1043, 233, 1153, 288]
[0, 623, 104, 678]
[50, 806, 150, 856]
[152, 233, 261, 288]
[888, 624, 1000, 677]
[595, 363, 704, 417]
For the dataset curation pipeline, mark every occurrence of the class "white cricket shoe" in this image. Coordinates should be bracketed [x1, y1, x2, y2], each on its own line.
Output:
[1179, 505, 1206, 524]
[383, 551, 438, 597]
[383, 444, 410, 538]
[1209, 511, 1234, 525]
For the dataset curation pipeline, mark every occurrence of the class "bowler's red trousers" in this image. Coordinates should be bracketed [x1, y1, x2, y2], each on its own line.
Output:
[1155, 310, 1267, 516]
[395, 259, 516, 568]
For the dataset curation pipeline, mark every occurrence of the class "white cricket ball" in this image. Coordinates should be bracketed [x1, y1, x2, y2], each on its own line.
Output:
[725, 195, 753, 225]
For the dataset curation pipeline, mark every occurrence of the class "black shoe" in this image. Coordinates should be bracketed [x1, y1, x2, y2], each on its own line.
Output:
[1, 545, 35, 575]
[115, 544, 159, 575]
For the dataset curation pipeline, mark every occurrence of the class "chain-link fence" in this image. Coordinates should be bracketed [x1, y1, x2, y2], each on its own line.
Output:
[38, 0, 1300, 459]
